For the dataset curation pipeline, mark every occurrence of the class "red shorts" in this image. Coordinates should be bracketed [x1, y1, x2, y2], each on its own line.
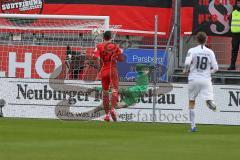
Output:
[101, 67, 119, 91]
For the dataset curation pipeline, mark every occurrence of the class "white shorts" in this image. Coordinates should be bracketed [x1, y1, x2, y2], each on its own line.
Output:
[188, 80, 214, 101]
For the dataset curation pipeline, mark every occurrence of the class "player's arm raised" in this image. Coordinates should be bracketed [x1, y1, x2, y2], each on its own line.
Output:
[115, 46, 125, 62]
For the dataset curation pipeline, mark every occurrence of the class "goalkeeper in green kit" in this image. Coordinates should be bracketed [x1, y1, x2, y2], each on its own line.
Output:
[87, 64, 151, 120]
[117, 64, 150, 109]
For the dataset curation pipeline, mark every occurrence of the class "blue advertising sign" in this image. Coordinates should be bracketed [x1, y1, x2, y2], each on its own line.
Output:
[117, 49, 168, 82]
[125, 49, 167, 65]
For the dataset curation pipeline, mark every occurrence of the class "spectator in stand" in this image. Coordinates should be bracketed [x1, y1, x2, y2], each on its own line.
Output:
[228, 0, 240, 70]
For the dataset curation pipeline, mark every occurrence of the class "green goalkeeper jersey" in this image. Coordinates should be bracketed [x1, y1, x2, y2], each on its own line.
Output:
[136, 71, 149, 88]
[123, 71, 149, 106]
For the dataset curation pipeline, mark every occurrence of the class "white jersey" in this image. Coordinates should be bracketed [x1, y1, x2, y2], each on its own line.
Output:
[185, 45, 218, 81]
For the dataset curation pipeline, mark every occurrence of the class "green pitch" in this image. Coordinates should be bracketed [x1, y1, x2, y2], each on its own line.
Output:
[0, 118, 240, 160]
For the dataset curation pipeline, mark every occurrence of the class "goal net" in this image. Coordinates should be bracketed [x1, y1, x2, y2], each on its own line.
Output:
[0, 13, 123, 119]
[0, 13, 121, 80]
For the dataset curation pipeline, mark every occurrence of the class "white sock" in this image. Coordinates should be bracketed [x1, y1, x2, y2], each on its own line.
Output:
[189, 108, 196, 128]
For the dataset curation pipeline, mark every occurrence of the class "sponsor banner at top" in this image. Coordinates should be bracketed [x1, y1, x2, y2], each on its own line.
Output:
[0, 0, 173, 35]
[192, 0, 237, 36]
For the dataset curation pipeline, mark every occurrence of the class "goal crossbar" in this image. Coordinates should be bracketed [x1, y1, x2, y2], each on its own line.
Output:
[0, 13, 110, 30]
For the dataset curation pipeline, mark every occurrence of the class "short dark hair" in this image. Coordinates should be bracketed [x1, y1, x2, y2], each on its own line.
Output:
[103, 31, 111, 41]
[196, 32, 207, 44]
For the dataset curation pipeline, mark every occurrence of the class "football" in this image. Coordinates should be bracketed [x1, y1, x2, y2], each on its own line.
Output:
[91, 28, 102, 36]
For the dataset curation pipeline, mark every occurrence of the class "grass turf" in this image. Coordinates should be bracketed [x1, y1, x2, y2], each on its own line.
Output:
[0, 118, 240, 160]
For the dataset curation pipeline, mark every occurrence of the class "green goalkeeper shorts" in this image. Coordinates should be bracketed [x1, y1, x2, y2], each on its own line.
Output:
[122, 85, 148, 106]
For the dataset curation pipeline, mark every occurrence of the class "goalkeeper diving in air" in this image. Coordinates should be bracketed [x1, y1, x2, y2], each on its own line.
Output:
[84, 64, 151, 121]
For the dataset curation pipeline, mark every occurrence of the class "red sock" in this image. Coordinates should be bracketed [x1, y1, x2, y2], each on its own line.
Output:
[103, 92, 110, 114]
[111, 91, 118, 109]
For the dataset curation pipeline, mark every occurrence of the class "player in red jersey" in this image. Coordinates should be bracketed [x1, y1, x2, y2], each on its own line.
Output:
[94, 31, 124, 122]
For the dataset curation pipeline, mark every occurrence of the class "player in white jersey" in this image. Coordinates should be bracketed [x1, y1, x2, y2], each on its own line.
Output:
[184, 32, 219, 132]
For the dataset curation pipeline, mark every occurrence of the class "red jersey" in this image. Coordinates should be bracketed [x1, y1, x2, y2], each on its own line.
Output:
[94, 42, 122, 70]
